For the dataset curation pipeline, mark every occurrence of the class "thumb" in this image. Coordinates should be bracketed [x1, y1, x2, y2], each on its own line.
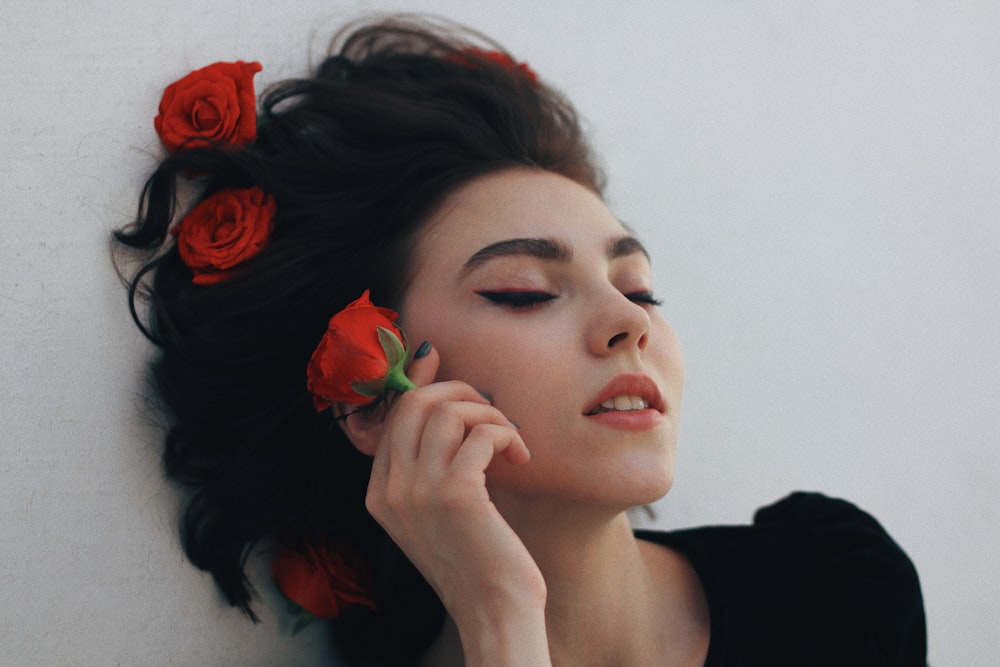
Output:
[406, 341, 439, 388]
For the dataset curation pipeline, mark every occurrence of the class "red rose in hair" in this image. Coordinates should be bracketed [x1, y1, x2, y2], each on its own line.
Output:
[448, 48, 538, 84]
[171, 186, 275, 285]
[154, 61, 262, 152]
[307, 290, 416, 411]
[272, 540, 377, 620]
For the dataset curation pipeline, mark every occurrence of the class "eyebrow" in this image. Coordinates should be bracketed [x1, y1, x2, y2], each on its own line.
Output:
[460, 234, 649, 275]
[608, 235, 649, 261]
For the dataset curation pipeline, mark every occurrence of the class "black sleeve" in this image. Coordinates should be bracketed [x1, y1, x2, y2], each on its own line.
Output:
[641, 492, 928, 666]
[752, 492, 927, 667]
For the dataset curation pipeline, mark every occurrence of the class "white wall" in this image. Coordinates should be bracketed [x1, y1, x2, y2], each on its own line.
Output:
[2, 1, 996, 664]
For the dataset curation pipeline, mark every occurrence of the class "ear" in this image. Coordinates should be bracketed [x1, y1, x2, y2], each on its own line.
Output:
[332, 402, 385, 457]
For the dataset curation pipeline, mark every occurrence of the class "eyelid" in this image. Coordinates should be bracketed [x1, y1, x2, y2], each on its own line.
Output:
[475, 290, 556, 310]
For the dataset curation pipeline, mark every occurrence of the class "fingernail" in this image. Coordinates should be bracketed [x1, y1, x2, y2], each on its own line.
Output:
[476, 389, 494, 403]
[414, 341, 431, 359]
[508, 418, 520, 429]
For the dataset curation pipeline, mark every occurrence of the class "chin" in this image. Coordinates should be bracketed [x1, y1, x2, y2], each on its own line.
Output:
[486, 447, 676, 509]
[569, 462, 676, 512]
[620, 467, 675, 507]
[614, 445, 676, 496]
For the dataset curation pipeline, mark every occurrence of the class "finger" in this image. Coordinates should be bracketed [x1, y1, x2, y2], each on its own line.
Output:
[450, 423, 531, 476]
[377, 380, 493, 472]
[369, 398, 516, 524]
[382, 379, 492, 438]
[416, 402, 523, 476]
[406, 341, 439, 388]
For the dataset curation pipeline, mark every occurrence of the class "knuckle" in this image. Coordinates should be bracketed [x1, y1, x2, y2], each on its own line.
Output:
[468, 422, 496, 436]
[431, 400, 463, 421]
[469, 422, 503, 443]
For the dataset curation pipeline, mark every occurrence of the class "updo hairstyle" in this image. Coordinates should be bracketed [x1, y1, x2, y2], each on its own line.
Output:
[115, 16, 603, 664]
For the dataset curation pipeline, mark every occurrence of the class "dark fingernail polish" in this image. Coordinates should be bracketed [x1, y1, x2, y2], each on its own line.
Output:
[477, 389, 494, 403]
[414, 341, 431, 359]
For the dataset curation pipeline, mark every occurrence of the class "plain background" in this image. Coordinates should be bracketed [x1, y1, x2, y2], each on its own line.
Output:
[2, 1, 997, 665]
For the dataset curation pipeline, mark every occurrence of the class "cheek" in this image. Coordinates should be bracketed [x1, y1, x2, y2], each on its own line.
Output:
[459, 333, 574, 452]
[403, 304, 508, 390]
[434, 327, 528, 390]
[654, 320, 685, 385]
[414, 315, 560, 426]
[399, 291, 453, 357]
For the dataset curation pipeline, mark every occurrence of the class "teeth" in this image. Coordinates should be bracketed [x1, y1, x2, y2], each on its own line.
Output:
[599, 395, 649, 412]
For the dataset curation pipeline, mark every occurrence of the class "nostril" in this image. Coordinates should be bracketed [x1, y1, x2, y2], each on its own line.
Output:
[607, 332, 628, 347]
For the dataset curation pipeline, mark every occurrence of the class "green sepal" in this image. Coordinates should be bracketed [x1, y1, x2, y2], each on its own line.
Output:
[377, 326, 417, 395]
[346, 327, 416, 400]
[350, 379, 386, 397]
[384, 362, 417, 395]
[283, 599, 315, 636]
[291, 611, 315, 636]
[377, 326, 407, 369]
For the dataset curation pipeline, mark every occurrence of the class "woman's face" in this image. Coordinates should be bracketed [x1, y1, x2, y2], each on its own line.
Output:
[401, 169, 684, 515]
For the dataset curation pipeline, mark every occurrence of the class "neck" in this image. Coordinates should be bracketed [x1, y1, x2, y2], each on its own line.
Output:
[422, 499, 709, 666]
[484, 496, 708, 666]
[507, 501, 639, 661]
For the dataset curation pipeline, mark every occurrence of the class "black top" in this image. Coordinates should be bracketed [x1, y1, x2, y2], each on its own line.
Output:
[636, 492, 927, 666]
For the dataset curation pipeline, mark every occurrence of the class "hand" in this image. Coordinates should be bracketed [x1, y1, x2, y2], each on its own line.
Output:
[363, 344, 550, 665]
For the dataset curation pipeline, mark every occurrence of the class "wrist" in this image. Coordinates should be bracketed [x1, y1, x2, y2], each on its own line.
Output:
[453, 601, 550, 667]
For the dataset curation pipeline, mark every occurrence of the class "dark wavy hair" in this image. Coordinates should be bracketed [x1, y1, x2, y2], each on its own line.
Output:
[115, 16, 603, 665]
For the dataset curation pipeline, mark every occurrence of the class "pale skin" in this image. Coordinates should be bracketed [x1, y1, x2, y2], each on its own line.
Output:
[338, 169, 710, 666]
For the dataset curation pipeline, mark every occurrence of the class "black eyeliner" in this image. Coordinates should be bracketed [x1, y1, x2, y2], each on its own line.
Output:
[475, 290, 556, 308]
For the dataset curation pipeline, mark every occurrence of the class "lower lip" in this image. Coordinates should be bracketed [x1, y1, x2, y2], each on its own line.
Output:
[585, 409, 663, 432]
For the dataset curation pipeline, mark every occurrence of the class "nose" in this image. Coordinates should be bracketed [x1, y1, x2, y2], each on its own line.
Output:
[587, 290, 650, 356]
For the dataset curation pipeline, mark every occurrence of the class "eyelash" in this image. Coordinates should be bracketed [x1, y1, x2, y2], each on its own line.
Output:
[475, 290, 662, 310]
[475, 291, 555, 310]
[627, 291, 663, 307]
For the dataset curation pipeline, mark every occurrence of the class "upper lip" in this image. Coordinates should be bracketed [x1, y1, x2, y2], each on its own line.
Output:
[583, 373, 666, 415]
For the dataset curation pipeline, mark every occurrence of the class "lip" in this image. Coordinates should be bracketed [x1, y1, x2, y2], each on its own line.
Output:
[583, 373, 666, 432]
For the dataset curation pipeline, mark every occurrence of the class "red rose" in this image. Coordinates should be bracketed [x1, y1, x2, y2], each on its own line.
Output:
[154, 61, 262, 152]
[307, 290, 415, 411]
[171, 186, 275, 285]
[447, 48, 538, 84]
[272, 540, 377, 619]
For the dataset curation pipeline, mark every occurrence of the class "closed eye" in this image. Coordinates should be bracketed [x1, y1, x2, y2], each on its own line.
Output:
[626, 291, 663, 307]
[475, 290, 556, 310]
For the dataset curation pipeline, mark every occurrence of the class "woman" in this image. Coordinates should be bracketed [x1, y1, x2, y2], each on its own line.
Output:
[115, 16, 926, 666]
